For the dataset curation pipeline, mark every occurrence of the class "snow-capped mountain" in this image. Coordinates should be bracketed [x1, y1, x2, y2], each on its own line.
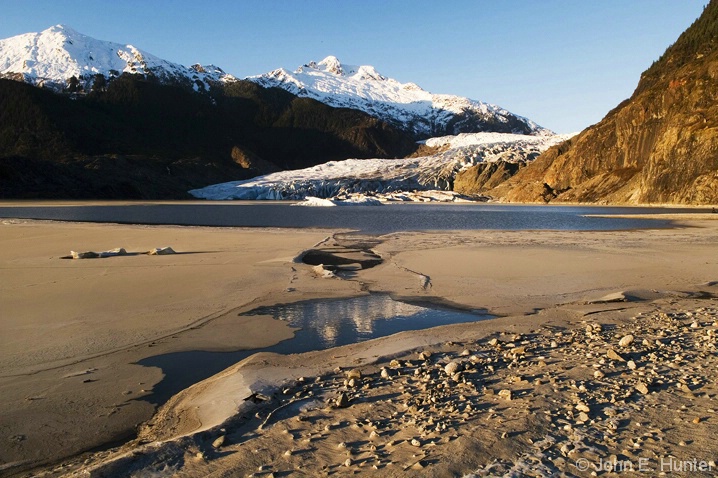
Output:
[0, 27, 549, 139]
[248, 56, 551, 138]
[0, 25, 236, 91]
[190, 132, 574, 201]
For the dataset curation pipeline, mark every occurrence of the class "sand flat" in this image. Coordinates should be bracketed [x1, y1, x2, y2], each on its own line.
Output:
[0, 220, 340, 473]
[1, 216, 717, 476]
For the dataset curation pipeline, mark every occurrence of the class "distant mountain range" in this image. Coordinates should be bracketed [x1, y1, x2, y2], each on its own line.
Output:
[3, 15, 714, 205]
[0, 25, 547, 140]
[248, 56, 550, 138]
[0, 25, 555, 199]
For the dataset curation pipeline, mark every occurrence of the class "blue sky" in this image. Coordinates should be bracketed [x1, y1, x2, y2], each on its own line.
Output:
[0, 0, 707, 133]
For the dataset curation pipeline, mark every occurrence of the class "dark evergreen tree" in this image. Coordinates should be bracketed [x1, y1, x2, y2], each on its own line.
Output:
[91, 74, 106, 93]
[67, 75, 80, 93]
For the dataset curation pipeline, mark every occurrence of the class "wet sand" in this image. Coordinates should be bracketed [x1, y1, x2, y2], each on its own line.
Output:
[1, 216, 717, 476]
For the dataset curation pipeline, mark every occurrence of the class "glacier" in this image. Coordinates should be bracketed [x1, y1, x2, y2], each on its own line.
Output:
[189, 132, 575, 202]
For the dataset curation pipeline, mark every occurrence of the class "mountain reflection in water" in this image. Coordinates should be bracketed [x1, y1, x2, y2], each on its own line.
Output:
[240, 294, 489, 351]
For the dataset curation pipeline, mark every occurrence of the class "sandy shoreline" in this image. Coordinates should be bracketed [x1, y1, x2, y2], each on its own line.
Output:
[1, 215, 717, 476]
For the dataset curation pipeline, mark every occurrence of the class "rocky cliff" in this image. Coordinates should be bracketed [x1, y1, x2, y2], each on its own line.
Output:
[482, 1, 718, 204]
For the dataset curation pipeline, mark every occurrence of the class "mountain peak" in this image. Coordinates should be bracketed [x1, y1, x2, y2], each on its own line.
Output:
[250, 57, 549, 138]
[300, 56, 386, 81]
[317, 55, 343, 74]
[0, 25, 235, 92]
[44, 24, 78, 34]
[40, 24, 84, 42]
[301, 56, 345, 75]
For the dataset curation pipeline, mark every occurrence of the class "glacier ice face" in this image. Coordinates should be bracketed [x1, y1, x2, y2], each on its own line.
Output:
[190, 132, 575, 202]
[248, 56, 552, 138]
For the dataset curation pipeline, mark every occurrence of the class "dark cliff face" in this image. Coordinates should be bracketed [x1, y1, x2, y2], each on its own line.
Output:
[453, 160, 527, 196]
[0, 76, 416, 199]
[488, 2, 718, 205]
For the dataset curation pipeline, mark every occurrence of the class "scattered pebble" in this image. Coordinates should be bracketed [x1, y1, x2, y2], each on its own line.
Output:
[211, 435, 225, 449]
[619, 335, 635, 347]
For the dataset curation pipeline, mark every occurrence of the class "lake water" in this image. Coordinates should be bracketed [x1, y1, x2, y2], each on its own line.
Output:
[0, 202, 699, 233]
[139, 294, 489, 405]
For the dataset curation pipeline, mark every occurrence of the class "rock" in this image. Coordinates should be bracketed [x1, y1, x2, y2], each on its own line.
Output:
[619, 335, 634, 347]
[419, 351, 432, 360]
[336, 392, 350, 408]
[577, 412, 589, 423]
[635, 383, 649, 395]
[627, 360, 637, 370]
[212, 435, 226, 449]
[444, 361, 460, 375]
[606, 348, 626, 362]
[594, 370, 605, 379]
[380, 368, 390, 379]
[411, 460, 427, 470]
[460, 349, 471, 356]
[147, 246, 175, 255]
[498, 389, 512, 400]
[70, 250, 100, 259]
[389, 359, 401, 368]
[410, 438, 421, 447]
[488, 338, 499, 346]
[344, 458, 352, 467]
[312, 264, 336, 278]
[576, 403, 590, 413]
[347, 378, 357, 388]
[679, 383, 695, 397]
[346, 369, 362, 380]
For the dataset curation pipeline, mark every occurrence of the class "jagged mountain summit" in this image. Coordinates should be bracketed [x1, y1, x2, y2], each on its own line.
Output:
[248, 56, 551, 138]
[0, 24, 236, 91]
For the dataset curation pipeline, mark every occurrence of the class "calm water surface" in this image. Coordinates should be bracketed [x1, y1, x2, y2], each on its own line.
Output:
[0, 202, 699, 233]
[140, 294, 489, 405]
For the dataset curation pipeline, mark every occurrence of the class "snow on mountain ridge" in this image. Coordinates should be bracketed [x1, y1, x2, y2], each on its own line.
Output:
[0, 24, 235, 91]
[0, 26, 550, 139]
[249, 56, 550, 138]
